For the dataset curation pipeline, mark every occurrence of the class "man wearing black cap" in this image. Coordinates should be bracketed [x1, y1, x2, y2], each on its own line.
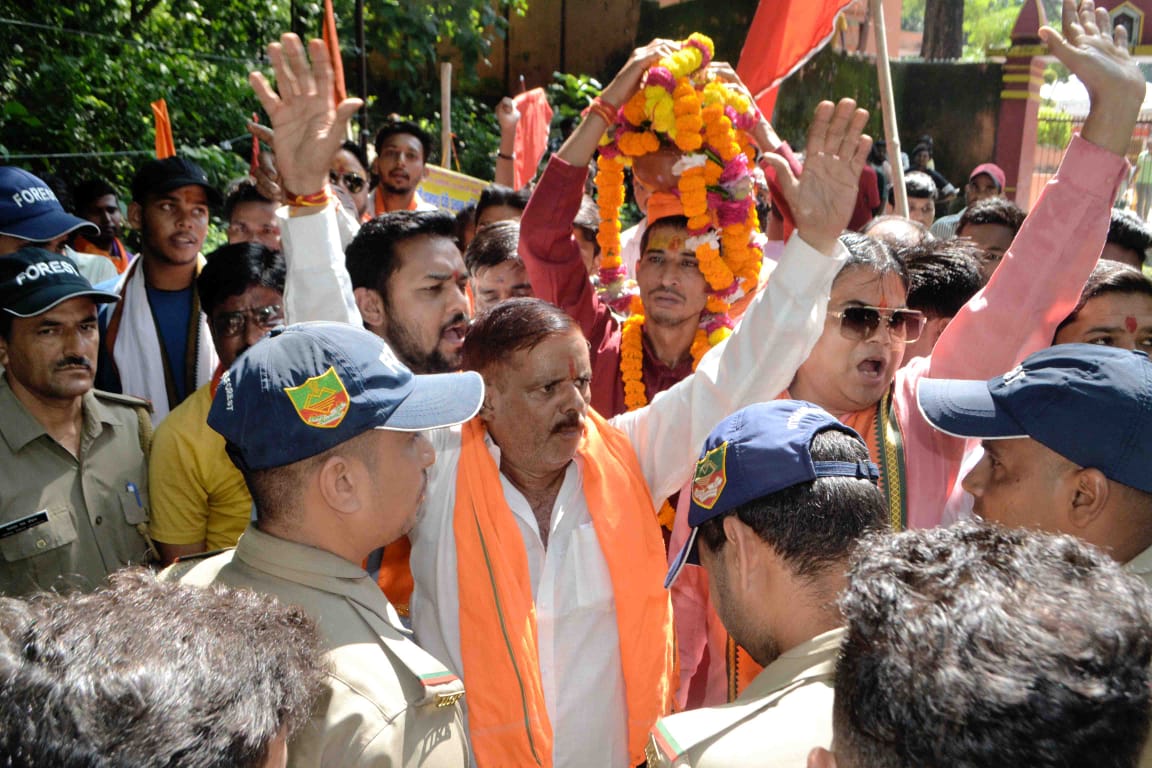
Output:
[171, 321, 481, 767]
[648, 400, 887, 767]
[918, 343, 1152, 590]
[0, 248, 153, 596]
[97, 156, 222, 424]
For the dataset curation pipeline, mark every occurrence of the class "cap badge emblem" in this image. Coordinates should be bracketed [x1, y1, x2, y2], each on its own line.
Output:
[692, 441, 729, 509]
[284, 366, 350, 428]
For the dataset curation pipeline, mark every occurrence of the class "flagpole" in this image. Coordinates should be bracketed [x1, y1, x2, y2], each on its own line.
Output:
[440, 62, 453, 169]
[871, 0, 907, 218]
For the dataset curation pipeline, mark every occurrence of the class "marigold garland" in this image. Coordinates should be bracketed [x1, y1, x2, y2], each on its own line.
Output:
[595, 31, 765, 422]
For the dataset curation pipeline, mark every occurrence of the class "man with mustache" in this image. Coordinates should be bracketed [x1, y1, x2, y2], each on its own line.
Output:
[250, 34, 865, 766]
[346, 209, 471, 375]
[0, 248, 153, 596]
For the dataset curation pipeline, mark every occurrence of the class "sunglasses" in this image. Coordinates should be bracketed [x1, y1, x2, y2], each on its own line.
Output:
[829, 306, 925, 342]
[212, 304, 284, 338]
[328, 171, 366, 194]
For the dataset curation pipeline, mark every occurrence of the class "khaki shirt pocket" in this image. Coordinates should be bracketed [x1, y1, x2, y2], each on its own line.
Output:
[0, 506, 78, 562]
[119, 486, 149, 526]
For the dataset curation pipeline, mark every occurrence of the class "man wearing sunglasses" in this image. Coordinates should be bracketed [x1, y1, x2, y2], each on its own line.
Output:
[148, 242, 286, 564]
[330, 140, 372, 221]
[672, 0, 1151, 707]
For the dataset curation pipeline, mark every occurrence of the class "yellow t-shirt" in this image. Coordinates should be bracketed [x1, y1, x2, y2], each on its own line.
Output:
[148, 382, 252, 550]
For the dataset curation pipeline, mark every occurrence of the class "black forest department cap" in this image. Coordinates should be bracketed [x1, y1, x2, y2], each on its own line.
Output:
[209, 321, 484, 471]
[0, 248, 119, 317]
[666, 400, 879, 588]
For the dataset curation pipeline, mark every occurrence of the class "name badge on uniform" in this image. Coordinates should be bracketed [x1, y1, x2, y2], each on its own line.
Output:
[0, 510, 49, 539]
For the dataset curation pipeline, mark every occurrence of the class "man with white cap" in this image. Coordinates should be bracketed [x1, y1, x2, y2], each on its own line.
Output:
[648, 400, 887, 767]
[917, 343, 1152, 589]
[171, 321, 481, 767]
[0, 247, 152, 596]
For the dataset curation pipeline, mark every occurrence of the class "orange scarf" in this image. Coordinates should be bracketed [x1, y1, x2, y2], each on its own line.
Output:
[453, 413, 675, 766]
[72, 234, 131, 273]
[373, 185, 421, 215]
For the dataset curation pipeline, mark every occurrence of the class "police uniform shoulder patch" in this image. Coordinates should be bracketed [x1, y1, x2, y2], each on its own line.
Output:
[93, 388, 153, 411]
[284, 366, 350, 428]
[692, 442, 728, 509]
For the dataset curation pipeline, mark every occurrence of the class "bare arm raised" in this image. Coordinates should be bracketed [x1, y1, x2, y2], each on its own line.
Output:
[1042, 0, 1145, 155]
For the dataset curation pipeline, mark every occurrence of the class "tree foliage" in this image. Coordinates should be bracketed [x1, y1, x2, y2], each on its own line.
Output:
[0, 0, 526, 197]
[903, 0, 1027, 60]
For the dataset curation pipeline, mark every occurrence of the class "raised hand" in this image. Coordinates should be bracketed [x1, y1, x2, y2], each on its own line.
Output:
[245, 121, 284, 203]
[706, 62, 781, 151]
[249, 34, 363, 198]
[762, 99, 871, 255]
[1040, 0, 1145, 155]
[599, 38, 680, 109]
[496, 97, 521, 135]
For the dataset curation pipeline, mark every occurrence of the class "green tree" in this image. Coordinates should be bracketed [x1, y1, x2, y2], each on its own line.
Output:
[0, 0, 527, 195]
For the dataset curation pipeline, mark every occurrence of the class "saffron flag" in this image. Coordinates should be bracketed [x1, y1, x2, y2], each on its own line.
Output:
[151, 99, 176, 159]
[250, 112, 261, 177]
[511, 88, 553, 189]
[736, 0, 854, 119]
[322, 0, 347, 104]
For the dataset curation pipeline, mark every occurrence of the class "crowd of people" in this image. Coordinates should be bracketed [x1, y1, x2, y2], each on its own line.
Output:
[2, 2, 1152, 766]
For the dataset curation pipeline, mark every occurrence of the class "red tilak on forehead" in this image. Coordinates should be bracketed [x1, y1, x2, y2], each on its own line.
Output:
[568, 357, 577, 378]
[1126, 316, 1139, 333]
[877, 296, 890, 309]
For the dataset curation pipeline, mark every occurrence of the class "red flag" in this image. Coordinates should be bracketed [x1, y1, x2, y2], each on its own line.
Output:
[736, 0, 854, 120]
[322, 0, 347, 104]
[151, 99, 176, 159]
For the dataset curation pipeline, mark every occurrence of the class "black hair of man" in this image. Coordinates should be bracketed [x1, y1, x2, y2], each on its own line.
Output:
[833, 521, 1152, 768]
[838, 232, 909, 289]
[345, 209, 458, 297]
[901, 240, 983, 318]
[475, 184, 530, 224]
[461, 296, 578, 377]
[639, 215, 691, 254]
[464, 220, 520, 274]
[72, 178, 119, 213]
[573, 195, 601, 256]
[340, 139, 370, 173]
[957, 196, 1026, 236]
[198, 242, 286, 316]
[222, 179, 275, 224]
[0, 568, 326, 768]
[1055, 258, 1152, 339]
[373, 115, 433, 164]
[1107, 207, 1152, 255]
[886, 171, 936, 206]
[696, 428, 888, 578]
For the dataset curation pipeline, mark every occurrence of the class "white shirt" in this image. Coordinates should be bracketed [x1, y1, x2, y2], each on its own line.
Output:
[410, 233, 845, 768]
[279, 203, 846, 767]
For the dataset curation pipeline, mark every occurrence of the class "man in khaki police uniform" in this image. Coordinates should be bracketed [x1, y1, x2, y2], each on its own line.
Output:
[650, 400, 887, 767]
[0, 247, 152, 596]
[917, 344, 1152, 591]
[171, 321, 481, 767]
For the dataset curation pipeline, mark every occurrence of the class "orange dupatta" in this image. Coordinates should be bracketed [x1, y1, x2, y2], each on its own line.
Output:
[452, 412, 675, 766]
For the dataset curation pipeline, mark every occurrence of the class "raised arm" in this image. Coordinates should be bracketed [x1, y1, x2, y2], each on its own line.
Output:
[518, 40, 677, 336]
[615, 99, 871, 499]
[928, 0, 1144, 379]
[250, 34, 364, 325]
